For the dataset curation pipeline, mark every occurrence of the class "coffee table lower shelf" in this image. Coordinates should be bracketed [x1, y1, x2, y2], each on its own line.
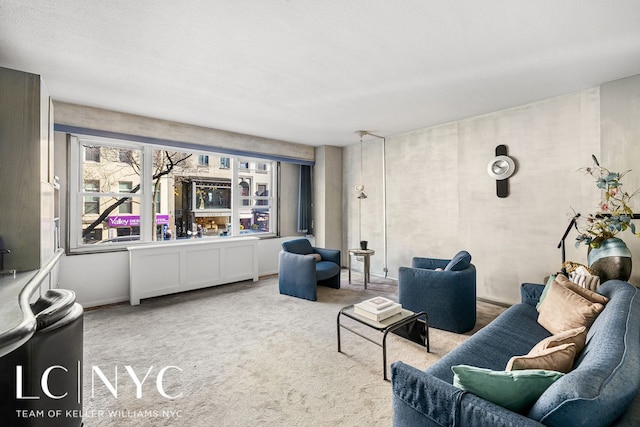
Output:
[337, 305, 429, 381]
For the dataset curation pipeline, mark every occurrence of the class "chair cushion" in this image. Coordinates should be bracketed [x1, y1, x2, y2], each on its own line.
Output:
[444, 251, 472, 271]
[316, 261, 340, 281]
[281, 238, 313, 255]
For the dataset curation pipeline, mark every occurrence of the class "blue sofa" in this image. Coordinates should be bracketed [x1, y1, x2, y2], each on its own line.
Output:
[391, 280, 640, 427]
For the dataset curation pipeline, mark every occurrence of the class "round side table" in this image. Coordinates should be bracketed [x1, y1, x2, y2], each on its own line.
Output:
[348, 248, 375, 288]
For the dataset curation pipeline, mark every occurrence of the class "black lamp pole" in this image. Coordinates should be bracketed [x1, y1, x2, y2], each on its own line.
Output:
[557, 213, 581, 264]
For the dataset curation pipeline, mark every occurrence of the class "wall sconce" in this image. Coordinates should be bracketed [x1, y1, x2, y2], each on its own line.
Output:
[356, 185, 368, 199]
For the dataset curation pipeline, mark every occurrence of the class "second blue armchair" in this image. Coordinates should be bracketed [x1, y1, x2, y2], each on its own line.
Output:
[398, 251, 476, 333]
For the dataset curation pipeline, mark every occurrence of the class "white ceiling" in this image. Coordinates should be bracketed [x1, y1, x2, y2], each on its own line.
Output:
[2, 1, 640, 147]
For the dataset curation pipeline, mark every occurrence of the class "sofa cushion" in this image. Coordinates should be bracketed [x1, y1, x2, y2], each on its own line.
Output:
[530, 326, 587, 354]
[506, 343, 577, 373]
[452, 365, 564, 413]
[426, 303, 550, 383]
[537, 279, 605, 334]
[444, 250, 471, 271]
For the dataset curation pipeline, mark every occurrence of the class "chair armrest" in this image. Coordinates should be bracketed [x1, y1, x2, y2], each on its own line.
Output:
[278, 250, 319, 300]
[521, 283, 545, 307]
[279, 250, 317, 271]
[391, 362, 544, 427]
[412, 257, 449, 270]
[314, 247, 340, 265]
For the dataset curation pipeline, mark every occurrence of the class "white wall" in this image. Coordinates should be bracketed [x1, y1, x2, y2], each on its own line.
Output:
[344, 87, 602, 305]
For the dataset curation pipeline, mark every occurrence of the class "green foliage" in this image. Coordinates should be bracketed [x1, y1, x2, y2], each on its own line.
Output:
[575, 156, 640, 248]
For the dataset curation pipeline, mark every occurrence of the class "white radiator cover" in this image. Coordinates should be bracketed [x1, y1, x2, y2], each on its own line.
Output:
[128, 237, 259, 305]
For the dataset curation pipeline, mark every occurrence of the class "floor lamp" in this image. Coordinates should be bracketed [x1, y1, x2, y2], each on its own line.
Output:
[356, 131, 368, 249]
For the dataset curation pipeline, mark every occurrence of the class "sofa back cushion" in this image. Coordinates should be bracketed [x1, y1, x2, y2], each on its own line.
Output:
[281, 238, 313, 255]
[528, 281, 640, 427]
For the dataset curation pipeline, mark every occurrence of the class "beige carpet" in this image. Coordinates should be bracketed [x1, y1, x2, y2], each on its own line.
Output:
[81, 270, 506, 426]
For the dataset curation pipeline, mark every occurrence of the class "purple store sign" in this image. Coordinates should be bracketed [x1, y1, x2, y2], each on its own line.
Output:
[109, 214, 169, 227]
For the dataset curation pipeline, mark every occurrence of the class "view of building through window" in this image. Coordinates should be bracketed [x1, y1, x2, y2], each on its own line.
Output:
[73, 137, 276, 248]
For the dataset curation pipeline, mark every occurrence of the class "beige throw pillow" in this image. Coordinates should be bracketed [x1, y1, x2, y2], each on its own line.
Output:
[554, 274, 608, 305]
[537, 280, 605, 334]
[530, 326, 588, 354]
[506, 343, 577, 373]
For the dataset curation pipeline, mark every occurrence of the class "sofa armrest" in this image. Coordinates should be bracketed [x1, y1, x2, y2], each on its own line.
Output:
[520, 283, 545, 307]
[391, 362, 545, 427]
[313, 247, 340, 265]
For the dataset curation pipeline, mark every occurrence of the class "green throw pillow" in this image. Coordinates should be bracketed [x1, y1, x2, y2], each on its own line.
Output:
[536, 274, 557, 311]
[451, 365, 564, 412]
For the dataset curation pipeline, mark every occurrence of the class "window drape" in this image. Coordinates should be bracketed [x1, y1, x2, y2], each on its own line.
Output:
[297, 165, 312, 233]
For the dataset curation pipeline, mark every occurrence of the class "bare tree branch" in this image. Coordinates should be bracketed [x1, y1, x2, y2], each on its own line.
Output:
[82, 152, 192, 238]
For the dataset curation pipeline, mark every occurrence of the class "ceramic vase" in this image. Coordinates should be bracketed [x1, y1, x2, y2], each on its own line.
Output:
[588, 237, 632, 283]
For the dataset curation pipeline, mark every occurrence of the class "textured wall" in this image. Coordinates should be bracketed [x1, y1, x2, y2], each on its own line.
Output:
[344, 87, 602, 304]
[601, 74, 640, 285]
[314, 146, 343, 250]
[53, 101, 314, 163]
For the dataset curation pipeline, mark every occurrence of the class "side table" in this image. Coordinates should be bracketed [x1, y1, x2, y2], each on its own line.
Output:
[337, 305, 429, 381]
[348, 248, 375, 288]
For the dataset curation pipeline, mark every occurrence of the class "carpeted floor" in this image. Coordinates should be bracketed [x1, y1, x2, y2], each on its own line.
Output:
[81, 270, 506, 426]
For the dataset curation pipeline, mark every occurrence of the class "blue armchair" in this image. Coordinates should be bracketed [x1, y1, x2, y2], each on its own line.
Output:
[398, 251, 476, 333]
[279, 238, 341, 301]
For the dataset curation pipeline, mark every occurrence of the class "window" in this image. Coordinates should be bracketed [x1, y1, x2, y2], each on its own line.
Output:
[155, 189, 162, 213]
[84, 180, 100, 214]
[69, 136, 277, 250]
[255, 184, 269, 205]
[119, 182, 133, 213]
[118, 149, 133, 163]
[72, 139, 144, 245]
[238, 178, 251, 206]
[85, 146, 100, 162]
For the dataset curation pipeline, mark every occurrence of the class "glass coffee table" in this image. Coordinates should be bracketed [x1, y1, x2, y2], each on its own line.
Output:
[337, 305, 429, 380]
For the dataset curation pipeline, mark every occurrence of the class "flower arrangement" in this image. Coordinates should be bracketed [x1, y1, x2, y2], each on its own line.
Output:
[575, 155, 640, 248]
